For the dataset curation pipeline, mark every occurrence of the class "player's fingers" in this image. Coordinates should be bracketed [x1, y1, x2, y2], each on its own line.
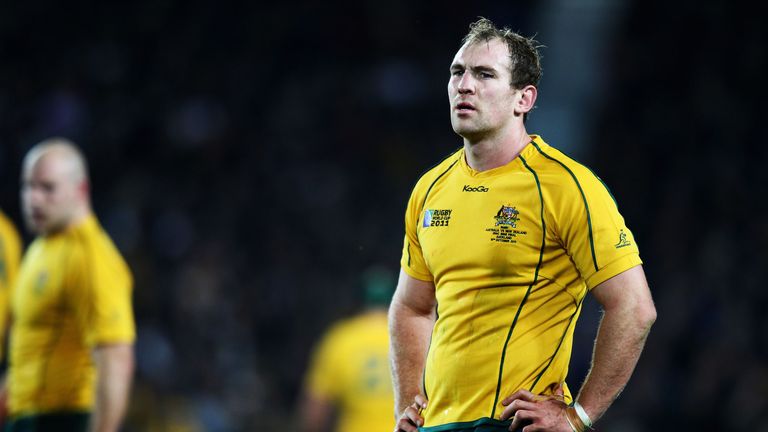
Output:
[501, 389, 536, 405]
[499, 399, 538, 420]
[395, 415, 419, 432]
[553, 382, 565, 396]
[508, 409, 536, 431]
[404, 406, 424, 427]
[414, 394, 428, 410]
[394, 404, 424, 432]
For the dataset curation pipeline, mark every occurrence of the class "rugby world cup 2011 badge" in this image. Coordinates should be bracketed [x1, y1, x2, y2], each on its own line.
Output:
[486, 205, 526, 244]
[423, 209, 452, 228]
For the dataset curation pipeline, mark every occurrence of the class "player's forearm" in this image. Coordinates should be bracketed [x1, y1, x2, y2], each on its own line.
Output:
[576, 302, 655, 423]
[389, 300, 435, 416]
[91, 344, 134, 432]
[300, 393, 333, 432]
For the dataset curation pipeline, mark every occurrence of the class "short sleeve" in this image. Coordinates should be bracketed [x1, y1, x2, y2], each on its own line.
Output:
[400, 187, 433, 282]
[305, 326, 343, 401]
[552, 165, 642, 289]
[68, 239, 135, 346]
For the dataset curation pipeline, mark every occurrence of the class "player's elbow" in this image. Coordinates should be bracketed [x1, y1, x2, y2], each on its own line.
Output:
[389, 292, 434, 319]
[94, 343, 135, 380]
[634, 298, 656, 332]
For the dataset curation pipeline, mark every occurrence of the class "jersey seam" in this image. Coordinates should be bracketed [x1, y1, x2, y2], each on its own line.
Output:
[531, 142, 598, 272]
[528, 287, 586, 393]
[490, 154, 546, 420]
[406, 241, 411, 267]
[533, 271, 565, 291]
[419, 159, 460, 216]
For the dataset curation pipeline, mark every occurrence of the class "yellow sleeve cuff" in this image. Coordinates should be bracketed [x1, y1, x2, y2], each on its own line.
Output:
[585, 254, 643, 290]
[400, 263, 433, 283]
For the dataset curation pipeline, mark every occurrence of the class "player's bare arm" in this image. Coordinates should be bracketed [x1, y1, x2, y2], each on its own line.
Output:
[501, 265, 655, 431]
[573, 265, 656, 423]
[91, 343, 135, 432]
[299, 391, 333, 432]
[389, 270, 436, 432]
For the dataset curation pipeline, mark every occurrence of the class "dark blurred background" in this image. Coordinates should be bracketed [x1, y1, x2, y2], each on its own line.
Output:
[1, 0, 766, 430]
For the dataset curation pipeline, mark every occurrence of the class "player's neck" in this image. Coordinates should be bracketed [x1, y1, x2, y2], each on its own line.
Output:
[463, 126, 531, 172]
[61, 205, 93, 234]
[69, 206, 92, 227]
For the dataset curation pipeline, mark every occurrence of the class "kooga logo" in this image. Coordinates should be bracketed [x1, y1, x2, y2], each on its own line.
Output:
[463, 185, 489, 192]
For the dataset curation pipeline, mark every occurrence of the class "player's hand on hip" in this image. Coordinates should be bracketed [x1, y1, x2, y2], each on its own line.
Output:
[395, 394, 428, 432]
[500, 384, 572, 431]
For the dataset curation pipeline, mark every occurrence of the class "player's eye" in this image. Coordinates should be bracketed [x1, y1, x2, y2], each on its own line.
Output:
[41, 182, 55, 194]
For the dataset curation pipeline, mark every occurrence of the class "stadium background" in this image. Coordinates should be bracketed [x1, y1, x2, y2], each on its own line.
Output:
[0, 0, 765, 430]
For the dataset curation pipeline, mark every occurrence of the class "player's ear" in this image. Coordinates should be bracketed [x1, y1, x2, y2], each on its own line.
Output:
[78, 180, 90, 198]
[514, 85, 537, 116]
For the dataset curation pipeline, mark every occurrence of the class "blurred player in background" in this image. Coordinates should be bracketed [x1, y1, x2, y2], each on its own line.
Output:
[0, 209, 22, 352]
[0, 209, 22, 421]
[2, 139, 135, 432]
[300, 266, 395, 432]
[390, 18, 656, 432]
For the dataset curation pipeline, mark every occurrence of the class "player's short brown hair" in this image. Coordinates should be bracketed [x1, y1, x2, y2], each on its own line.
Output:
[462, 17, 543, 90]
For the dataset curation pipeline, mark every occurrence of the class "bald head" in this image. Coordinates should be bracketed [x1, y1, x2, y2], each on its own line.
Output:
[21, 138, 92, 235]
[23, 138, 90, 184]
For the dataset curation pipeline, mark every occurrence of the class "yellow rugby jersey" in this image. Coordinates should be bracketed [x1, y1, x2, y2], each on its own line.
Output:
[305, 311, 394, 432]
[400, 135, 642, 430]
[0, 210, 22, 359]
[9, 214, 135, 416]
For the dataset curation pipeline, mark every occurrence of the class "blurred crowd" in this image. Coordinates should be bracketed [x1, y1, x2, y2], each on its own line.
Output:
[587, 2, 768, 430]
[0, 0, 765, 431]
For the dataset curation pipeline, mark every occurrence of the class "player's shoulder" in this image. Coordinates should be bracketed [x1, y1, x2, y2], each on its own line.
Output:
[0, 211, 22, 253]
[410, 148, 463, 196]
[527, 138, 607, 191]
[68, 216, 109, 250]
[0, 209, 11, 229]
[526, 138, 621, 215]
[329, 313, 365, 335]
[69, 215, 131, 273]
[318, 316, 359, 350]
[326, 312, 381, 339]
[0, 210, 20, 238]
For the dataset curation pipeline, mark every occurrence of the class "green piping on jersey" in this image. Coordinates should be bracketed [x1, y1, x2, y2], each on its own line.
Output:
[422, 299, 439, 401]
[420, 159, 459, 218]
[531, 142, 599, 272]
[407, 241, 412, 267]
[528, 288, 586, 394]
[419, 416, 512, 432]
[490, 155, 546, 420]
[585, 166, 617, 207]
[416, 159, 458, 400]
[538, 145, 618, 208]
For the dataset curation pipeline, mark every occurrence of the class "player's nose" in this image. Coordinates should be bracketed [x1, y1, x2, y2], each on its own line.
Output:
[457, 73, 475, 94]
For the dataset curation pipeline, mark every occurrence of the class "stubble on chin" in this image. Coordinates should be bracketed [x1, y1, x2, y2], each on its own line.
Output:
[451, 119, 486, 142]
